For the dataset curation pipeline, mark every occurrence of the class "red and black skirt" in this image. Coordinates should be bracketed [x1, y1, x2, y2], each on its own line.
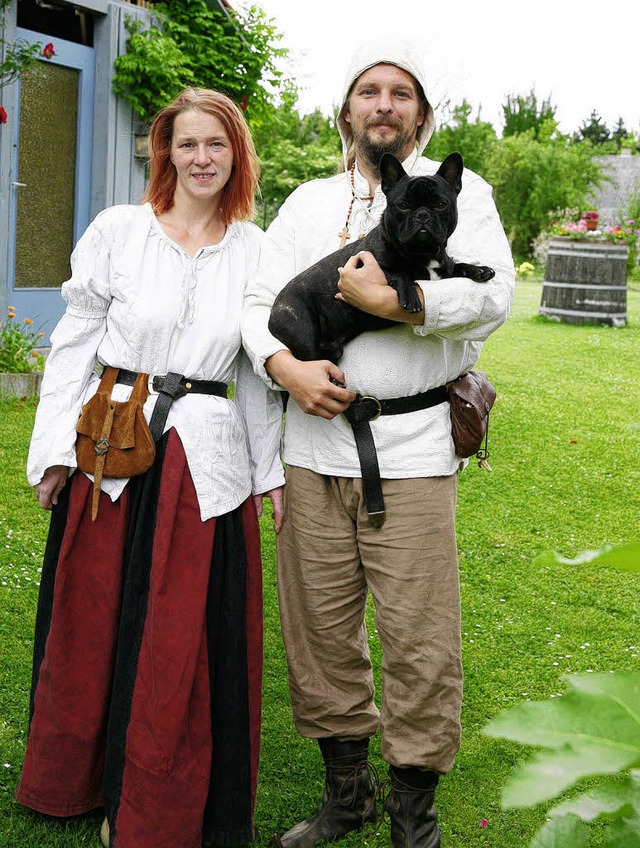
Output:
[16, 429, 263, 848]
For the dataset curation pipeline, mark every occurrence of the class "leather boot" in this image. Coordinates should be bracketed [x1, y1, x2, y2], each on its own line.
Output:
[270, 738, 377, 848]
[383, 765, 440, 848]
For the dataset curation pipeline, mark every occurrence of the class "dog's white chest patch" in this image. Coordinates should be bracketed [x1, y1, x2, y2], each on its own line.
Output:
[427, 259, 445, 280]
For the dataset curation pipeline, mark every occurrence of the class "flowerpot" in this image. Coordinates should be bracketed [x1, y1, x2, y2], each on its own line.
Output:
[0, 371, 43, 398]
[585, 220, 598, 231]
[540, 238, 628, 326]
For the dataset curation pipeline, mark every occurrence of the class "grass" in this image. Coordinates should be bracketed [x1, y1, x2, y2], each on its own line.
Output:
[1, 280, 639, 847]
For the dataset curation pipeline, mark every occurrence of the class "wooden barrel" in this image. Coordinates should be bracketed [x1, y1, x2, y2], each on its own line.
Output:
[540, 237, 628, 326]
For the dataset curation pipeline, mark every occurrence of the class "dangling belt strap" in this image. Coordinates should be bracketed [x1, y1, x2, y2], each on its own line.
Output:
[343, 385, 448, 530]
[116, 369, 229, 441]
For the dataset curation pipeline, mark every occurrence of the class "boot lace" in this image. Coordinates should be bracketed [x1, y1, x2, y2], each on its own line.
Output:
[377, 776, 392, 824]
[336, 759, 380, 822]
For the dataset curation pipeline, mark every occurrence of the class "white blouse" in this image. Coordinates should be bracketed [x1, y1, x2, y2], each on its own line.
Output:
[27, 204, 285, 521]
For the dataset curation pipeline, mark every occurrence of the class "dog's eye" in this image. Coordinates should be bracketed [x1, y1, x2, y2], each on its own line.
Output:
[397, 202, 411, 212]
[434, 201, 448, 210]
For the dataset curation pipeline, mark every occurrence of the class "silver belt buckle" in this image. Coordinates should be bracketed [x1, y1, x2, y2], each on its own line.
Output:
[147, 373, 163, 395]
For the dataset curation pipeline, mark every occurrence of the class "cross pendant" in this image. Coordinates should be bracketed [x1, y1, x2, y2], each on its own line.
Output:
[338, 227, 350, 248]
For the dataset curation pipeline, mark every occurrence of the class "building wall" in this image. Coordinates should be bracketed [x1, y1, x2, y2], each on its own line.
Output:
[591, 154, 640, 228]
[1, 0, 153, 324]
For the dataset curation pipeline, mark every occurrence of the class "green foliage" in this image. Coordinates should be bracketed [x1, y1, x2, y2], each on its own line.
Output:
[502, 90, 558, 142]
[577, 110, 611, 146]
[0, 37, 42, 86]
[484, 543, 640, 847]
[427, 99, 498, 177]
[0, 309, 45, 373]
[483, 133, 603, 256]
[112, 0, 288, 123]
[612, 118, 629, 151]
[250, 86, 341, 227]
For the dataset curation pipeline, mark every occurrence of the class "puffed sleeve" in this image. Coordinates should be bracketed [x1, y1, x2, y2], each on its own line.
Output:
[414, 171, 516, 341]
[26, 220, 112, 487]
[233, 347, 285, 495]
[241, 200, 297, 388]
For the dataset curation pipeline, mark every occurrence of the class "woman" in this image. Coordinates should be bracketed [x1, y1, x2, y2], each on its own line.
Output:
[16, 89, 285, 848]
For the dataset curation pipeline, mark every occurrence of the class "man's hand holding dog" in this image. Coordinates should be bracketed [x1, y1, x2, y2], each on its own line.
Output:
[336, 251, 424, 323]
[266, 350, 356, 420]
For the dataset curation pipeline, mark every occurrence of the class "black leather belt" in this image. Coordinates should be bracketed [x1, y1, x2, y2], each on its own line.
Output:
[343, 385, 448, 529]
[116, 368, 229, 441]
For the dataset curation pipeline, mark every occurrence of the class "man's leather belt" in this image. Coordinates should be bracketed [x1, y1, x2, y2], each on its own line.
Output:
[343, 385, 448, 529]
[116, 369, 229, 441]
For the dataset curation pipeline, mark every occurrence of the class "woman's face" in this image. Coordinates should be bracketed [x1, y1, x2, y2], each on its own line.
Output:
[170, 109, 234, 206]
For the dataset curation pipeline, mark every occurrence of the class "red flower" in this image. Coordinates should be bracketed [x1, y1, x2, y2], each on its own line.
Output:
[480, 818, 489, 828]
[240, 95, 249, 111]
[43, 42, 56, 60]
[0, 106, 7, 124]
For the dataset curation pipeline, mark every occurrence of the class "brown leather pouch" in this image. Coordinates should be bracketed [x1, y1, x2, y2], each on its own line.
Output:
[76, 366, 156, 520]
[446, 370, 496, 459]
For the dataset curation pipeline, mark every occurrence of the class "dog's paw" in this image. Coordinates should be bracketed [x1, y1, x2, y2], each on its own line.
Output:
[399, 298, 423, 313]
[389, 276, 423, 313]
[471, 265, 495, 283]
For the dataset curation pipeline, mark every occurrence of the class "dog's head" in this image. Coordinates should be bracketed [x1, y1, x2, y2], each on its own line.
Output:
[380, 152, 463, 257]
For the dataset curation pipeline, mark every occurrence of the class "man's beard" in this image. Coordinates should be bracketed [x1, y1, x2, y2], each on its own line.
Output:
[356, 122, 415, 176]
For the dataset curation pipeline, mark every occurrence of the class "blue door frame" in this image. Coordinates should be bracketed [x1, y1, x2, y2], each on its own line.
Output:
[9, 29, 95, 343]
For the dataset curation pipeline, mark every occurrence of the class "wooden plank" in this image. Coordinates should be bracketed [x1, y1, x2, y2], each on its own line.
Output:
[90, 2, 150, 216]
[67, 0, 110, 14]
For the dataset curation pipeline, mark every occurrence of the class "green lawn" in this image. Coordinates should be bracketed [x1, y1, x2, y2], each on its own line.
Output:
[1, 280, 639, 847]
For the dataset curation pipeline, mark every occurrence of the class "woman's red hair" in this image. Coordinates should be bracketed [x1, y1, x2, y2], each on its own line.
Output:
[143, 89, 260, 224]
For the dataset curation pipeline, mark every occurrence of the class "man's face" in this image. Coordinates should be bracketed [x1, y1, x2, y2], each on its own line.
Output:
[343, 64, 426, 167]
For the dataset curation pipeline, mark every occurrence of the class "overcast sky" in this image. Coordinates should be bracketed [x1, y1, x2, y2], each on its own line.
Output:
[238, 0, 639, 137]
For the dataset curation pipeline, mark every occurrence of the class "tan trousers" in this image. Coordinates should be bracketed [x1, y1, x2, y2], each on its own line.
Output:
[276, 465, 462, 774]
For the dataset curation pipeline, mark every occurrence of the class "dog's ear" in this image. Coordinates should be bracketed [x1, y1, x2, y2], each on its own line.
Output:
[437, 152, 464, 195]
[380, 154, 406, 195]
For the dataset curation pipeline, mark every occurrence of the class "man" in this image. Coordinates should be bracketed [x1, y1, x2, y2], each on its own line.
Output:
[242, 40, 515, 848]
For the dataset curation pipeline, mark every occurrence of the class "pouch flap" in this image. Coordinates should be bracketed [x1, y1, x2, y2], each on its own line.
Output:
[447, 370, 496, 418]
[76, 394, 138, 448]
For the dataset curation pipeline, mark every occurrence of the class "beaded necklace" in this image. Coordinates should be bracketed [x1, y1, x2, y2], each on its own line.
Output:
[338, 164, 374, 248]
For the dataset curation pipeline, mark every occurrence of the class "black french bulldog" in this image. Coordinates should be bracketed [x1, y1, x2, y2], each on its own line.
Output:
[268, 151, 495, 364]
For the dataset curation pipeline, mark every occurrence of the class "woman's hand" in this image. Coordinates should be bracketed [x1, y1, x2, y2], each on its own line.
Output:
[253, 485, 285, 533]
[336, 251, 424, 323]
[34, 465, 70, 510]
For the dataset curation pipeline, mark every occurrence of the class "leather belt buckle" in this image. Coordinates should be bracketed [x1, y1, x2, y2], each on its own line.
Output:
[360, 396, 382, 422]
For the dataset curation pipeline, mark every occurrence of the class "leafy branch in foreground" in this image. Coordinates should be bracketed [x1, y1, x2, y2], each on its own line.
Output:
[483, 542, 640, 847]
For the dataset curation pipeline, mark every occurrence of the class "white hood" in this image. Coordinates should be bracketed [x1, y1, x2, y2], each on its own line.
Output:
[336, 39, 435, 170]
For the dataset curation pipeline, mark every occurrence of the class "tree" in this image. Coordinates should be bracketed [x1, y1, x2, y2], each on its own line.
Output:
[427, 100, 498, 178]
[577, 110, 611, 146]
[484, 133, 603, 256]
[111, 0, 288, 124]
[502, 89, 558, 141]
[250, 85, 342, 227]
[612, 117, 628, 151]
